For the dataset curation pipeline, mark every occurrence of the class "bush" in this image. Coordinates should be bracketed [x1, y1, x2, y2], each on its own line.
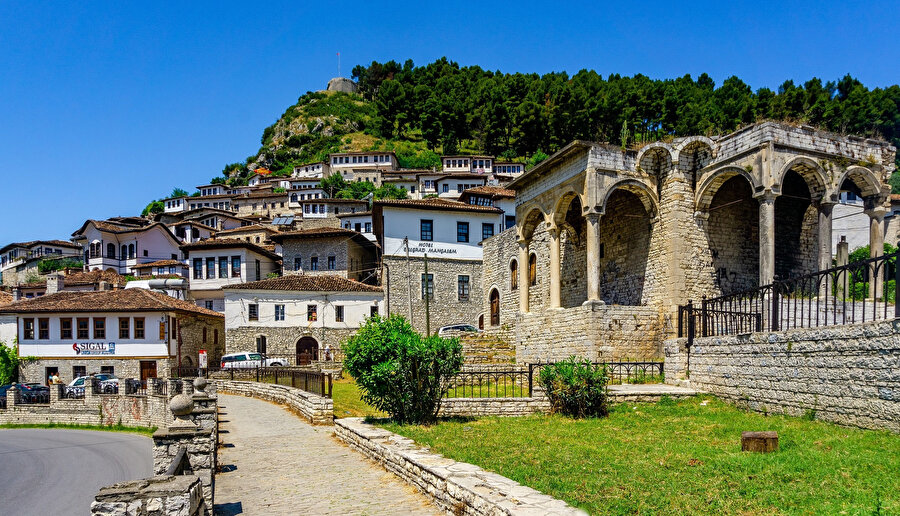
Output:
[343, 314, 463, 424]
[538, 357, 610, 418]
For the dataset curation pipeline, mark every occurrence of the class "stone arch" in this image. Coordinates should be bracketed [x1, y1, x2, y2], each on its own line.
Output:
[775, 169, 818, 280]
[677, 138, 716, 191]
[296, 336, 318, 365]
[552, 190, 585, 225]
[598, 188, 655, 305]
[705, 174, 759, 294]
[696, 167, 762, 213]
[600, 179, 658, 219]
[838, 165, 883, 198]
[636, 145, 674, 200]
[518, 206, 547, 241]
[777, 156, 827, 201]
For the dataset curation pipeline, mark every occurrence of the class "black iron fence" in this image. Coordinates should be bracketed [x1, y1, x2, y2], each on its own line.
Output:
[679, 245, 899, 343]
[442, 361, 665, 398]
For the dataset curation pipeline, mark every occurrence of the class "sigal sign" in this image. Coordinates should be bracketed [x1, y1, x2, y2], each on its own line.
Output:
[72, 342, 116, 356]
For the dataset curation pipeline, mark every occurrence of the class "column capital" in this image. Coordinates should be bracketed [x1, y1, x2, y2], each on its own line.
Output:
[864, 206, 888, 221]
[584, 212, 601, 224]
[753, 190, 778, 203]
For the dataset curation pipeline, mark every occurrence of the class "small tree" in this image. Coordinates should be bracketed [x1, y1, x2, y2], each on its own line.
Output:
[538, 357, 609, 418]
[0, 342, 22, 385]
[343, 314, 463, 424]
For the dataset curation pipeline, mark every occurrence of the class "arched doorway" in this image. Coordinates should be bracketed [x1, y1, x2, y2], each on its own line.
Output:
[296, 337, 318, 365]
[489, 289, 500, 326]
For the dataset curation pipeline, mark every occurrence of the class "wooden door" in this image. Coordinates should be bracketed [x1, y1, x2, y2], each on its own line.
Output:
[295, 337, 318, 366]
[140, 361, 157, 388]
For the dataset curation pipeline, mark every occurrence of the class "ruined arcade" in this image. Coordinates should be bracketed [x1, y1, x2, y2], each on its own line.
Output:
[482, 122, 896, 362]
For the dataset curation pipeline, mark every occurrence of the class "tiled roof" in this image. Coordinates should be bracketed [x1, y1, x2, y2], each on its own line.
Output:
[224, 274, 382, 293]
[215, 224, 280, 235]
[180, 238, 281, 260]
[336, 211, 372, 218]
[73, 220, 172, 239]
[374, 198, 502, 213]
[891, 194, 900, 202]
[1, 288, 223, 317]
[270, 228, 360, 243]
[0, 239, 80, 254]
[302, 198, 368, 204]
[167, 221, 218, 232]
[63, 269, 128, 286]
[462, 186, 515, 198]
[132, 260, 186, 269]
[0, 291, 13, 307]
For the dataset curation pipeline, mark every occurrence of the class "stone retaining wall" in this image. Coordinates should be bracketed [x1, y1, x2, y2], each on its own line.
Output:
[212, 379, 333, 425]
[91, 475, 208, 516]
[334, 417, 586, 515]
[438, 397, 550, 418]
[664, 319, 900, 432]
[0, 389, 172, 428]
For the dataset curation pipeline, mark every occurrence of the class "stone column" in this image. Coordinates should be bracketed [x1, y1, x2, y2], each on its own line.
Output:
[548, 224, 561, 308]
[866, 207, 887, 299]
[835, 236, 849, 299]
[584, 213, 603, 305]
[518, 239, 530, 313]
[817, 201, 835, 298]
[757, 192, 777, 285]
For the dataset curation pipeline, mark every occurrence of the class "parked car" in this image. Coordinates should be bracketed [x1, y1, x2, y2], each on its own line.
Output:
[18, 383, 50, 403]
[438, 324, 481, 337]
[220, 352, 285, 369]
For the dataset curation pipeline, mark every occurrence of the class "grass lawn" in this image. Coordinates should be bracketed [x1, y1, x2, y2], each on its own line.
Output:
[0, 422, 156, 436]
[332, 377, 385, 418]
[382, 396, 899, 515]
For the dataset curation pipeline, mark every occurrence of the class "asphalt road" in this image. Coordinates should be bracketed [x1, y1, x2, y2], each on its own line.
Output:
[0, 429, 152, 516]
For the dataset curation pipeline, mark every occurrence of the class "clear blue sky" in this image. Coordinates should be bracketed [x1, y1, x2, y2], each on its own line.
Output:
[1, 0, 897, 243]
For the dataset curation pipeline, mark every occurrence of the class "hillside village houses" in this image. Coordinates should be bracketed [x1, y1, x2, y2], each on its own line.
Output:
[4, 124, 897, 386]
[0, 239, 82, 287]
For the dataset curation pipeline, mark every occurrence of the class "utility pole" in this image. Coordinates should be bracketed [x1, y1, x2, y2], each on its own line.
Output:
[424, 253, 431, 335]
[404, 237, 412, 322]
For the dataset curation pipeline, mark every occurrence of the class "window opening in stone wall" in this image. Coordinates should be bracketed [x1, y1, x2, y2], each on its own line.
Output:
[249, 303, 259, 321]
[529, 254, 536, 286]
[490, 289, 500, 326]
[307, 305, 317, 321]
[458, 275, 470, 301]
[510, 260, 518, 290]
[335, 305, 344, 322]
[421, 273, 434, 300]
[256, 335, 267, 354]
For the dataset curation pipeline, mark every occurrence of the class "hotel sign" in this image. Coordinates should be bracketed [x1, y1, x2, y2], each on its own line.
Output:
[384, 237, 483, 260]
[73, 342, 117, 356]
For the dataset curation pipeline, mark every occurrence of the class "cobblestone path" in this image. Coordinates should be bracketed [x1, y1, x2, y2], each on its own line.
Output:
[214, 393, 441, 515]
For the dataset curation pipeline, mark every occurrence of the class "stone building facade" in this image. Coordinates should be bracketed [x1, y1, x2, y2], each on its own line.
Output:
[383, 255, 483, 333]
[483, 122, 895, 362]
[272, 228, 378, 284]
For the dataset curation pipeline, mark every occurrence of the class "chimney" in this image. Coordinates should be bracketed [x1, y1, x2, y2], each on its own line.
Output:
[12, 287, 21, 302]
[99, 281, 109, 291]
[46, 273, 64, 295]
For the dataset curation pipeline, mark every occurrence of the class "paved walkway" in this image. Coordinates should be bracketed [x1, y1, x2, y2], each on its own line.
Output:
[214, 394, 440, 515]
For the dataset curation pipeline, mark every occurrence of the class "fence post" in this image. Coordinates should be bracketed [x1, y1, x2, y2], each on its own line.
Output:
[255, 367, 259, 383]
[895, 243, 900, 319]
[527, 363, 533, 397]
[700, 297, 707, 338]
[771, 284, 780, 331]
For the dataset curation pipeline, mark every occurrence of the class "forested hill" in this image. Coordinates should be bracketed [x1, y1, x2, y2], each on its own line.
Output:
[215, 57, 900, 191]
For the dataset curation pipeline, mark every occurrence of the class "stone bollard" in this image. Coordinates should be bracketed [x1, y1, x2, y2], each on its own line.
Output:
[169, 393, 197, 431]
[7, 385, 19, 407]
[192, 377, 208, 399]
[49, 383, 60, 404]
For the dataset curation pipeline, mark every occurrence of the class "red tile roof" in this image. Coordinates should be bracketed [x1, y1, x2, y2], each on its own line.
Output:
[374, 198, 502, 213]
[180, 238, 281, 260]
[462, 186, 515, 199]
[1, 288, 223, 317]
[214, 224, 280, 235]
[224, 274, 382, 293]
[0, 291, 13, 308]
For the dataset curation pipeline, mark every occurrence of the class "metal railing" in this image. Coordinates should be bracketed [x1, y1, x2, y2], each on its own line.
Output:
[679, 245, 899, 343]
[442, 361, 666, 398]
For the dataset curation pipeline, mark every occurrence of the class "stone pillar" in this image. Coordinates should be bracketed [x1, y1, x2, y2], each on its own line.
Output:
[518, 239, 530, 313]
[757, 192, 777, 285]
[866, 207, 887, 299]
[817, 202, 835, 298]
[49, 383, 60, 404]
[7, 385, 19, 407]
[583, 213, 603, 305]
[835, 236, 849, 299]
[548, 225, 561, 308]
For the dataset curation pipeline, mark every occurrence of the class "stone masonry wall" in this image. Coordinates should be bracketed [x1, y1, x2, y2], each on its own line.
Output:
[20, 358, 170, 385]
[384, 255, 483, 333]
[212, 379, 333, 425]
[480, 227, 519, 333]
[706, 176, 760, 293]
[334, 417, 587, 516]
[516, 304, 666, 363]
[225, 325, 356, 363]
[0, 389, 173, 428]
[91, 475, 208, 516]
[665, 319, 900, 432]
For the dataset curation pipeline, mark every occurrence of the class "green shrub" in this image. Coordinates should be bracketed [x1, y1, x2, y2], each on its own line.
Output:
[538, 357, 610, 418]
[343, 314, 463, 424]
